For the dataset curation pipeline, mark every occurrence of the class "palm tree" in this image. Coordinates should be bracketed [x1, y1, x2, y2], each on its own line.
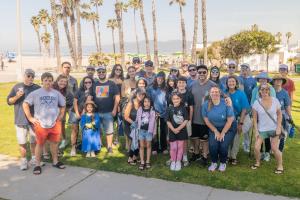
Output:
[139, 0, 151, 60]
[107, 19, 118, 54]
[152, 0, 159, 67]
[275, 32, 282, 44]
[115, 0, 126, 66]
[38, 9, 50, 32]
[75, 0, 82, 69]
[91, 0, 103, 53]
[201, 0, 207, 65]
[41, 32, 51, 56]
[82, 11, 99, 52]
[286, 32, 292, 50]
[128, 0, 141, 54]
[50, 0, 61, 72]
[30, 16, 42, 55]
[191, 0, 199, 63]
[169, 0, 187, 59]
[251, 24, 259, 31]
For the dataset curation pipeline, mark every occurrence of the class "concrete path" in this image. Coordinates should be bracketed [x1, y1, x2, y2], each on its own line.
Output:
[0, 155, 297, 200]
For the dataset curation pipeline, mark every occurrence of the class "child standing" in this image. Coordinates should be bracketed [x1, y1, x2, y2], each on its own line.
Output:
[167, 91, 189, 171]
[80, 101, 101, 157]
[136, 96, 156, 170]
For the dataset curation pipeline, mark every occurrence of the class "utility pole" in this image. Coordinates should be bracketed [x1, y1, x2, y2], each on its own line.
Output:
[16, 0, 23, 81]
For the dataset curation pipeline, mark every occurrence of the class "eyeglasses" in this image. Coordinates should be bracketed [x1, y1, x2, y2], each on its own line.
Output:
[228, 66, 236, 69]
[115, 68, 122, 72]
[97, 71, 106, 74]
[182, 64, 188, 67]
[198, 71, 207, 75]
[26, 75, 34, 78]
[260, 88, 270, 91]
[84, 81, 92, 84]
[188, 68, 196, 72]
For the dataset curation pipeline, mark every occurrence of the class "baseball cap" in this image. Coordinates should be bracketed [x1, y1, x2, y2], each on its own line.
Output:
[240, 63, 250, 69]
[132, 57, 141, 64]
[24, 69, 35, 77]
[156, 71, 166, 78]
[145, 60, 154, 67]
[96, 66, 106, 71]
[86, 66, 95, 70]
[279, 64, 288, 71]
[228, 60, 237, 66]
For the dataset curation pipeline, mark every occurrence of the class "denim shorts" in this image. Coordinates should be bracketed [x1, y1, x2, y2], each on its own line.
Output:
[68, 111, 80, 124]
[99, 112, 114, 135]
[138, 129, 153, 141]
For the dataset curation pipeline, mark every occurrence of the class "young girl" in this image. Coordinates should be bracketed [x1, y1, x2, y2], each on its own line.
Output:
[136, 96, 156, 170]
[167, 91, 189, 171]
[80, 101, 101, 157]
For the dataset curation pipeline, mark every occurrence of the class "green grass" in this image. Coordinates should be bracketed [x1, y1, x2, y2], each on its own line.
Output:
[1, 81, 300, 198]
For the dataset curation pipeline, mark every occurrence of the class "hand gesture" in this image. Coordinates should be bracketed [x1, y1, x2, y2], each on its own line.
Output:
[29, 117, 39, 126]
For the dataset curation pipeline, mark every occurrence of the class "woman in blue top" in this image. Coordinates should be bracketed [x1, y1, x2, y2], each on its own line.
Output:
[225, 76, 250, 165]
[148, 71, 168, 154]
[202, 86, 235, 172]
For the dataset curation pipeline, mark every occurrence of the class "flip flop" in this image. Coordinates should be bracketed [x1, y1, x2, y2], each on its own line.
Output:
[52, 161, 66, 169]
[33, 166, 42, 175]
[251, 164, 260, 170]
[274, 169, 284, 174]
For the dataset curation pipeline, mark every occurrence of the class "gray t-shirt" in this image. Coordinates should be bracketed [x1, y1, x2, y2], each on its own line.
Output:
[67, 75, 78, 95]
[25, 88, 66, 128]
[191, 79, 216, 125]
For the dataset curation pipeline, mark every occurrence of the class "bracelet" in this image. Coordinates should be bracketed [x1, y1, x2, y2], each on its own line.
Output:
[239, 122, 244, 125]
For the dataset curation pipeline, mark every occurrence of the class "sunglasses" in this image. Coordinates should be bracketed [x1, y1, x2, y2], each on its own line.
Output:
[97, 71, 106, 74]
[84, 81, 92, 84]
[260, 88, 270, 91]
[182, 64, 188, 67]
[171, 69, 178, 72]
[115, 68, 122, 71]
[211, 69, 219, 74]
[198, 71, 207, 75]
[26, 75, 34, 78]
[188, 68, 196, 72]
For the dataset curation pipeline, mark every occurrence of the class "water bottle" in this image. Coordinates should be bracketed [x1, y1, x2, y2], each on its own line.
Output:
[289, 126, 295, 138]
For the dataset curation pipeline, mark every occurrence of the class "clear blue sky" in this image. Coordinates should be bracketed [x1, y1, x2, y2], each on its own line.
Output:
[0, 0, 299, 52]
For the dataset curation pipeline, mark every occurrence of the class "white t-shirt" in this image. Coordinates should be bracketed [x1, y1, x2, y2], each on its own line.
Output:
[252, 97, 281, 132]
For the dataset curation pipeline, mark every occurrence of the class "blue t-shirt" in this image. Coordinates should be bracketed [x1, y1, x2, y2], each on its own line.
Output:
[275, 89, 291, 111]
[148, 86, 167, 118]
[239, 76, 256, 103]
[187, 77, 196, 89]
[227, 89, 250, 118]
[202, 99, 235, 128]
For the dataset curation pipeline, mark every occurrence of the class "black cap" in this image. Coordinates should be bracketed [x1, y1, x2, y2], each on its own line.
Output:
[156, 71, 166, 78]
[132, 57, 141, 64]
[177, 76, 187, 82]
[145, 60, 154, 67]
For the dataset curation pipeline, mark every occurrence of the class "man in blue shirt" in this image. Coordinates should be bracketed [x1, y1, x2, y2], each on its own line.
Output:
[220, 60, 244, 91]
[239, 63, 256, 103]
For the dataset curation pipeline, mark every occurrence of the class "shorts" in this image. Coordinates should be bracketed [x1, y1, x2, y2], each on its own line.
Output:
[191, 123, 209, 140]
[68, 111, 80, 124]
[139, 129, 153, 141]
[33, 121, 62, 145]
[99, 112, 114, 135]
[15, 125, 36, 144]
[259, 130, 276, 140]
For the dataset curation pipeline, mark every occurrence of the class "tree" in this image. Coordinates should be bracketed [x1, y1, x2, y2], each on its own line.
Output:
[115, 1, 127, 66]
[169, 0, 187, 59]
[275, 32, 282, 44]
[198, 41, 224, 66]
[201, 0, 207, 65]
[38, 9, 50, 32]
[152, 0, 159, 68]
[106, 19, 118, 54]
[30, 16, 42, 55]
[139, 0, 151, 60]
[191, 0, 199, 63]
[50, 0, 61, 72]
[128, 0, 141, 54]
[286, 32, 292, 50]
[91, 0, 103, 53]
[81, 11, 99, 52]
[251, 24, 259, 32]
[41, 32, 51, 56]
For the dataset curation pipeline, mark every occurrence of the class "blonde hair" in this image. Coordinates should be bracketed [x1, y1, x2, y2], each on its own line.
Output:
[208, 86, 221, 111]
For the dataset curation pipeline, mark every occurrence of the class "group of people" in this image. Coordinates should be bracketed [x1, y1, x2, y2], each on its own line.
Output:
[7, 57, 295, 175]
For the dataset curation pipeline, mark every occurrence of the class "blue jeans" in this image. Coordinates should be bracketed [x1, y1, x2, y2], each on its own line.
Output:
[209, 126, 236, 163]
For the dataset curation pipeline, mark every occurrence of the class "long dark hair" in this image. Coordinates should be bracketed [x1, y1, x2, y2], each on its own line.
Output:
[136, 78, 148, 89]
[209, 66, 220, 83]
[80, 76, 94, 95]
[126, 66, 136, 79]
[153, 73, 166, 90]
[109, 64, 124, 80]
[166, 76, 177, 93]
[53, 74, 68, 96]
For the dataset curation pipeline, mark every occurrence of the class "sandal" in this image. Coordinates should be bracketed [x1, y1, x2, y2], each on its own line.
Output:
[274, 169, 284, 174]
[127, 158, 137, 166]
[33, 166, 42, 175]
[52, 161, 66, 169]
[231, 159, 238, 165]
[43, 153, 50, 160]
[251, 164, 260, 170]
[139, 163, 145, 170]
[145, 162, 151, 169]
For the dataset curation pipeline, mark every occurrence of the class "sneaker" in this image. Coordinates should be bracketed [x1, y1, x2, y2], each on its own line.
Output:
[264, 152, 270, 162]
[107, 147, 113, 154]
[189, 153, 200, 162]
[91, 151, 96, 158]
[199, 157, 208, 166]
[29, 158, 45, 167]
[182, 155, 189, 167]
[170, 161, 176, 171]
[175, 161, 182, 171]
[165, 159, 171, 166]
[70, 147, 76, 157]
[59, 139, 67, 149]
[208, 162, 218, 172]
[218, 163, 227, 172]
[243, 145, 250, 153]
[86, 152, 91, 158]
[162, 150, 169, 155]
[152, 151, 158, 155]
[20, 158, 28, 170]
[260, 152, 265, 160]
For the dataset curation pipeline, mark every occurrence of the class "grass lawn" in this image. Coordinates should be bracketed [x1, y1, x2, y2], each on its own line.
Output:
[1, 81, 300, 198]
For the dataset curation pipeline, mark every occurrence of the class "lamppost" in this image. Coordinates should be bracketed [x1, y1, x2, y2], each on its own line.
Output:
[16, 0, 23, 81]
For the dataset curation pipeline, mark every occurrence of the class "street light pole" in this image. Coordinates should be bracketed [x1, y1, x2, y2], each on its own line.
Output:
[16, 0, 23, 81]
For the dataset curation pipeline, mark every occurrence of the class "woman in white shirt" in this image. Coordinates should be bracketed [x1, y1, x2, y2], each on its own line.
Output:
[251, 83, 283, 174]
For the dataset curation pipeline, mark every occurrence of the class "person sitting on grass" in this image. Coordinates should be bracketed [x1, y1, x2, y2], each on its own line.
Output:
[167, 91, 189, 171]
[23, 72, 66, 175]
[80, 100, 101, 158]
[251, 83, 283, 174]
[136, 95, 156, 170]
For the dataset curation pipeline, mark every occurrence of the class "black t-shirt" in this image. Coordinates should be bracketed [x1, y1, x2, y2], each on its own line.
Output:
[7, 83, 41, 125]
[166, 105, 188, 142]
[73, 89, 92, 113]
[169, 90, 194, 118]
[93, 80, 119, 113]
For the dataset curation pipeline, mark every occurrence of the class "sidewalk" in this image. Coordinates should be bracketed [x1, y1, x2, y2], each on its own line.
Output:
[0, 154, 297, 200]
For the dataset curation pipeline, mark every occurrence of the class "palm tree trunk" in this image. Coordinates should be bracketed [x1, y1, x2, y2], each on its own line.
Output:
[266, 53, 269, 72]
[95, 4, 102, 53]
[112, 29, 116, 54]
[201, 0, 208, 65]
[179, 5, 187, 60]
[70, 13, 78, 68]
[62, 10, 76, 68]
[36, 31, 42, 55]
[75, 1, 82, 69]
[115, 0, 125, 66]
[50, 0, 61, 72]
[92, 20, 99, 52]
[152, 0, 159, 68]
[191, 0, 199, 63]
[139, 0, 150, 60]
[133, 9, 140, 54]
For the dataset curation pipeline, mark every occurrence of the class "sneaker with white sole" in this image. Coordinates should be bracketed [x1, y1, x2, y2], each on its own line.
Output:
[91, 151, 96, 158]
[264, 152, 270, 162]
[175, 161, 182, 171]
[170, 161, 176, 171]
[86, 152, 91, 157]
[70, 147, 76, 157]
[165, 159, 171, 166]
[59, 140, 67, 149]
[218, 163, 227, 172]
[208, 162, 218, 172]
[20, 158, 28, 170]
[29, 158, 45, 167]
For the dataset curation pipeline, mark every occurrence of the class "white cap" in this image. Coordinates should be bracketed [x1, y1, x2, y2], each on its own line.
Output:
[279, 64, 288, 70]
[228, 60, 237, 66]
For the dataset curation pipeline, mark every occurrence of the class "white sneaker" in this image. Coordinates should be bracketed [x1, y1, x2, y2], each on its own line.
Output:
[86, 152, 91, 158]
[264, 152, 270, 162]
[91, 151, 96, 158]
[218, 163, 227, 172]
[182, 155, 189, 167]
[175, 161, 182, 171]
[59, 140, 67, 149]
[208, 162, 218, 172]
[170, 161, 176, 171]
[70, 147, 76, 157]
[20, 158, 28, 170]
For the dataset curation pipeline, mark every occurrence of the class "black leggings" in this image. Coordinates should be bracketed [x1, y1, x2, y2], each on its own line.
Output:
[152, 117, 168, 152]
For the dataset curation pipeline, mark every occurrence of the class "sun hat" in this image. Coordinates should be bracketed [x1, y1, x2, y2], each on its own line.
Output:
[255, 72, 272, 83]
[84, 100, 97, 108]
[271, 74, 287, 85]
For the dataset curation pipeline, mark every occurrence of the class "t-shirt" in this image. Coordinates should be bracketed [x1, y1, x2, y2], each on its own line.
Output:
[93, 80, 119, 113]
[191, 80, 216, 125]
[67, 75, 78, 95]
[166, 105, 188, 142]
[170, 90, 194, 119]
[275, 89, 291, 111]
[140, 108, 150, 130]
[73, 89, 92, 113]
[148, 87, 167, 118]
[252, 97, 281, 132]
[202, 99, 235, 128]
[227, 89, 250, 118]
[187, 77, 196, 89]
[144, 73, 156, 88]
[24, 88, 66, 128]
[220, 75, 244, 91]
[239, 76, 257, 103]
[7, 83, 41, 125]
[282, 78, 295, 99]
